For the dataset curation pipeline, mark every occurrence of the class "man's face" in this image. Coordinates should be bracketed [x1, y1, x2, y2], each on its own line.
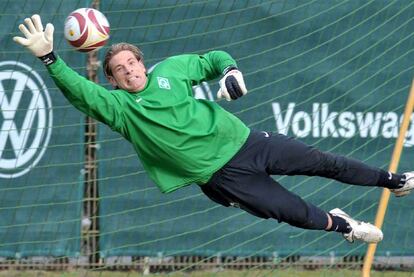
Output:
[107, 50, 147, 92]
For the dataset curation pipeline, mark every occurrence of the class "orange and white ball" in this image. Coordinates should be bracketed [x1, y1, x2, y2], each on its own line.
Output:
[64, 8, 110, 52]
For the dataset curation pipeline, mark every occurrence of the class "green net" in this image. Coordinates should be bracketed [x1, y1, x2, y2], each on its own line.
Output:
[98, 0, 414, 260]
[1, 0, 414, 270]
[0, 1, 87, 257]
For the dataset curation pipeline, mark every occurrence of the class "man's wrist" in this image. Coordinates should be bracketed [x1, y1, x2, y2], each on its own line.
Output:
[38, 51, 57, 66]
[222, 65, 238, 75]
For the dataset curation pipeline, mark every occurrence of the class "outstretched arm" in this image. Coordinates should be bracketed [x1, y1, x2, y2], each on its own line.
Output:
[13, 14, 123, 130]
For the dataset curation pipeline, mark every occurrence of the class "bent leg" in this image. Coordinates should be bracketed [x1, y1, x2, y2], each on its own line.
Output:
[206, 171, 329, 230]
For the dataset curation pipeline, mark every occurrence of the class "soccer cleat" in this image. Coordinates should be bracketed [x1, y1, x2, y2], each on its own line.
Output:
[329, 208, 383, 243]
[391, 172, 414, 197]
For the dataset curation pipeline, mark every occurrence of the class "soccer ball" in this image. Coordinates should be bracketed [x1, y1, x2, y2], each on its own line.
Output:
[64, 8, 110, 52]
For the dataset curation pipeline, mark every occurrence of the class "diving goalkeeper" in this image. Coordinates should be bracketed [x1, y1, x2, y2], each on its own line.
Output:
[14, 15, 414, 244]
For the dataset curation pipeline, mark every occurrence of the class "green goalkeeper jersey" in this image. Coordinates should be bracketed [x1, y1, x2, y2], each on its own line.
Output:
[47, 51, 250, 193]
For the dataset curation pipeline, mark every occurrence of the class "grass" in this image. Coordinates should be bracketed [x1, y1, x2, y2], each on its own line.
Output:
[0, 270, 414, 277]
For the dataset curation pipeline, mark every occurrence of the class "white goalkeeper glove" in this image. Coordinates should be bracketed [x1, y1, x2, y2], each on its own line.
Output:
[13, 14, 56, 65]
[217, 66, 247, 101]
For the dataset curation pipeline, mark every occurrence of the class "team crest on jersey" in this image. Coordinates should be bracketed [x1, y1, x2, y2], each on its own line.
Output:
[157, 77, 171, 90]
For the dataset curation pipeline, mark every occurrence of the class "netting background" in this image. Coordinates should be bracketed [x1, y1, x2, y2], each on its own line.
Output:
[97, 0, 414, 258]
[1, 0, 414, 262]
[0, 0, 86, 257]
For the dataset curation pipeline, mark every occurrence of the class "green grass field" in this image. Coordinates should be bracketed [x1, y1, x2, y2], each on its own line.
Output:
[1, 270, 414, 277]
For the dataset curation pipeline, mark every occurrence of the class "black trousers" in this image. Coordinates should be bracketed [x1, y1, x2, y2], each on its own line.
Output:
[200, 130, 383, 230]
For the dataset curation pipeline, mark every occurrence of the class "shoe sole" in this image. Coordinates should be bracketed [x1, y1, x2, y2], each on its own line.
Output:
[394, 190, 410, 197]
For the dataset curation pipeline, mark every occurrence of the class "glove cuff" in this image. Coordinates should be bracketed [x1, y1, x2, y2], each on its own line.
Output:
[222, 65, 238, 75]
[38, 51, 57, 66]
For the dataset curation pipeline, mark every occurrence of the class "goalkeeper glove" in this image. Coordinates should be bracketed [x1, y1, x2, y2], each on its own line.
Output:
[217, 66, 247, 101]
[13, 14, 56, 65]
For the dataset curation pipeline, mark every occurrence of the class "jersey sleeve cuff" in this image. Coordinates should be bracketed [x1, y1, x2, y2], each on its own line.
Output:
[38, 51, 58, 66]
[222, 65, 238, 75]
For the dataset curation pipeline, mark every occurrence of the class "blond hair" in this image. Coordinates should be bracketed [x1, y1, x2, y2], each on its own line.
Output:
[103, 42, 144, 78]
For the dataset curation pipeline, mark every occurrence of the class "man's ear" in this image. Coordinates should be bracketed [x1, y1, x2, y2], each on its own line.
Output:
[107, 76, 118, 88]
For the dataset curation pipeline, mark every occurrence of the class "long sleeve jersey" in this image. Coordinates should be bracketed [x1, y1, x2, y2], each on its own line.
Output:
[47, 51, 250, 193]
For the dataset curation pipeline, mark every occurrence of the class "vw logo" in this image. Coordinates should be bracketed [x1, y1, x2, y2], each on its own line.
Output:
[0, 61, 53, 178]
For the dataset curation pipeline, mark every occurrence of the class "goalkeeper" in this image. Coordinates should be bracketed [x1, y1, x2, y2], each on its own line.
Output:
[14, 15, 414, 244]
